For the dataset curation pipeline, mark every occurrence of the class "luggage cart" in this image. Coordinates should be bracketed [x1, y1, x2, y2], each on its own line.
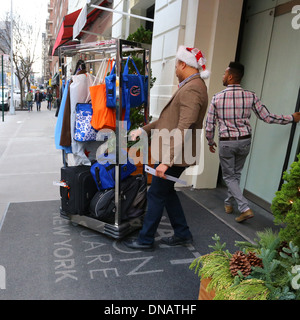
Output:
[58, 38, 151, 239]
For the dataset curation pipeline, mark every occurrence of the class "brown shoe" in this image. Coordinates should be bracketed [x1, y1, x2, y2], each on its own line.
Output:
[224, 205, 233, 214]
[235, 209, 254, 223]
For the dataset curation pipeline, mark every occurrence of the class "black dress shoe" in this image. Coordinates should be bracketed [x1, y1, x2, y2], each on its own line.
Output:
[123, 238, 154, 250]
[160, 235, 193, 246]
[123, 239, 154, 250]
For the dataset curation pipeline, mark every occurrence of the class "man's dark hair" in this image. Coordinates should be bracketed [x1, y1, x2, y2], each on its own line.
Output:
[74, 59, 86, 75]
[228, 61, 244, 82]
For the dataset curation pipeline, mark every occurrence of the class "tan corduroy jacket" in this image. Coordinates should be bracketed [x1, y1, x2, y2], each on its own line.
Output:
[143, 74, 208, 167]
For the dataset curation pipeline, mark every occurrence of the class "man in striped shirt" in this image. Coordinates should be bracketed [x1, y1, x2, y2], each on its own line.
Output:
[205, 62, 300, 223]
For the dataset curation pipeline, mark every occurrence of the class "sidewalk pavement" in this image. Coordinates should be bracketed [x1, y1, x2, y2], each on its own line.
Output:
[0, 101, 278, 242]
[0, 101, 61, 225]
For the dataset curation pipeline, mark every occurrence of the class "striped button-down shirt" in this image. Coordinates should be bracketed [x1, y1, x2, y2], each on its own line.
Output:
[205, 85, 294, 145]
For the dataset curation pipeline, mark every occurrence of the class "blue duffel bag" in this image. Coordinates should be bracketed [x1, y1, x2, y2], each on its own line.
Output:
[90, 151, 137, 190]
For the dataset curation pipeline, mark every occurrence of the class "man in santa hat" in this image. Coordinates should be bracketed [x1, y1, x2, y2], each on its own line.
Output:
[123, 45, 209, 250]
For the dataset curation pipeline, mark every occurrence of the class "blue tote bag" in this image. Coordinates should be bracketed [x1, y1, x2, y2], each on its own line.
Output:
[54, 80, 72, 153]
[105, 57, 148, 130]
[105, 63, 117, 108]
[105, 62, 131, 130]
[123, 57, 147, 108]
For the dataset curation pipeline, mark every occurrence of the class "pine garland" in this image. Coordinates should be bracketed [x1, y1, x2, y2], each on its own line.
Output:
[272, 155, 300, 247]
[191, 253, 234, 293]
[190, 231, 300, 300]
[215, 279, 269, 300]
[190, 253, 270, 300]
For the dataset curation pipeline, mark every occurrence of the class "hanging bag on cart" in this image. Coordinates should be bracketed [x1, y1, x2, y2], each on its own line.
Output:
[105, 57, 148, 130]
[106, 57, 147, 108]
[104, 62, 127, 108]
[90, 59, 116, 131]
[122, 56, 147, 108]
[74, 102, 98, 142]
[105, 62, 118, 108]
[105, 62, 130, 130]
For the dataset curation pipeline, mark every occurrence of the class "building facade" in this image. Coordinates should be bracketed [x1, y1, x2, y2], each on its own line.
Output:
[112, 0, 299, 211]
[45, 0, 113, 88]
[0, 21, 12, 88]
[45, 0, 300, 211]
[46, 0, 69, 88]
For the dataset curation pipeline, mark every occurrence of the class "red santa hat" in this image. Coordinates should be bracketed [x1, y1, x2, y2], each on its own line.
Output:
[176, 45, 210, 79]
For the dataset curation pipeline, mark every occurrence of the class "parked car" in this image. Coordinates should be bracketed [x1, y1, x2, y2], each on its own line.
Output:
[14, 90, 21, 99]
[0, 90, 10, 111]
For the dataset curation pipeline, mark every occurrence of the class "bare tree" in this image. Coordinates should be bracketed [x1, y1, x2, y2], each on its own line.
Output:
[0, 13, 40, 108]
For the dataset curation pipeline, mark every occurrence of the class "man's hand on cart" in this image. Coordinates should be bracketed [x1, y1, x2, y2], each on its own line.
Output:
[129, 128, 143, 141]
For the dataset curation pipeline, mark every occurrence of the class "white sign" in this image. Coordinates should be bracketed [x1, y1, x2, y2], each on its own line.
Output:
[145, 165, 188, 186]
[73, 5, 87, 40]
[2, 54, 10, 61]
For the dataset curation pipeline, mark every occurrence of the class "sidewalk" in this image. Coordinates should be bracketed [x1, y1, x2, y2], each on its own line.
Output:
[0, 104, 279, 299]
[0, 101, 61, 224]
[182, 186, 279, 244]
[0, 101, 277, 241]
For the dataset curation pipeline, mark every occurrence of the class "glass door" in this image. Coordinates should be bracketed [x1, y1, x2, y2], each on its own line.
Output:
[241, 9, 300, 208]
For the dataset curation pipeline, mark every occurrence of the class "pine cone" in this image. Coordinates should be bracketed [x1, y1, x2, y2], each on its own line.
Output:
[277, 241, 292, 256]
[229, 251, 252, 277]
[247, 251, 263, 268]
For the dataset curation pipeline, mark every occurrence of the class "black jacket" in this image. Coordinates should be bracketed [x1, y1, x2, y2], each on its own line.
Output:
[35, 92, 43, 102]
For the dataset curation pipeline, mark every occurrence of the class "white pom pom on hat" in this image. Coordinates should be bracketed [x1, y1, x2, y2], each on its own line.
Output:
[176, 45, 211, 79]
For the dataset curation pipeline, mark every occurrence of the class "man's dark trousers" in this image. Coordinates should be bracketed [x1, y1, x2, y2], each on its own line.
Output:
[137, 164, 192, 245]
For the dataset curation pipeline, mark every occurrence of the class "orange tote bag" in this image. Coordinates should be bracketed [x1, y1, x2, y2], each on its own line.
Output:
[90, 59, 116, 131]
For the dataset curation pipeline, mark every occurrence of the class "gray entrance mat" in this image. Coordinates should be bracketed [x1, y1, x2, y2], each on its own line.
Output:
[0, 193, 245, 300]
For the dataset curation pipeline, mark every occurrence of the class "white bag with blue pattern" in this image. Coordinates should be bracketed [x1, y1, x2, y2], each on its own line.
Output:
[74, 103, 98, 142]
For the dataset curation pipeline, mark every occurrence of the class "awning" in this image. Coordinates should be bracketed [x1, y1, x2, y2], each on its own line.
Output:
[51, 10, 81, 56]
[51, 73, 60, 86]
[51, 0, 109, 56]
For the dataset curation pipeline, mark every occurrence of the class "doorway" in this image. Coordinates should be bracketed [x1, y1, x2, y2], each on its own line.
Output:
[238, 1, 300, 211]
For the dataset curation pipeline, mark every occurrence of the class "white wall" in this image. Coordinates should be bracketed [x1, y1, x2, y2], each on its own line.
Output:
[150, 0, 244, 188]
[112, 0, 129, 39]
[68, 0, 87, 13]
[111, 0, 244, 189]
[191, 0, 244, 188]
[150, 0, 187, 119]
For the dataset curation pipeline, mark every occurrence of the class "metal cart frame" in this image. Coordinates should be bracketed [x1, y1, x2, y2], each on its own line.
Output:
[58, 38, 151, 239]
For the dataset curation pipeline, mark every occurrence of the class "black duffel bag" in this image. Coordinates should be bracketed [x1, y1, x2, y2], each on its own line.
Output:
[89, 174, 147, 224]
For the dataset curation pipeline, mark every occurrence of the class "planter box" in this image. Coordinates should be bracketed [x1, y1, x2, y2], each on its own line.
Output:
[198, 278, 216, 300]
